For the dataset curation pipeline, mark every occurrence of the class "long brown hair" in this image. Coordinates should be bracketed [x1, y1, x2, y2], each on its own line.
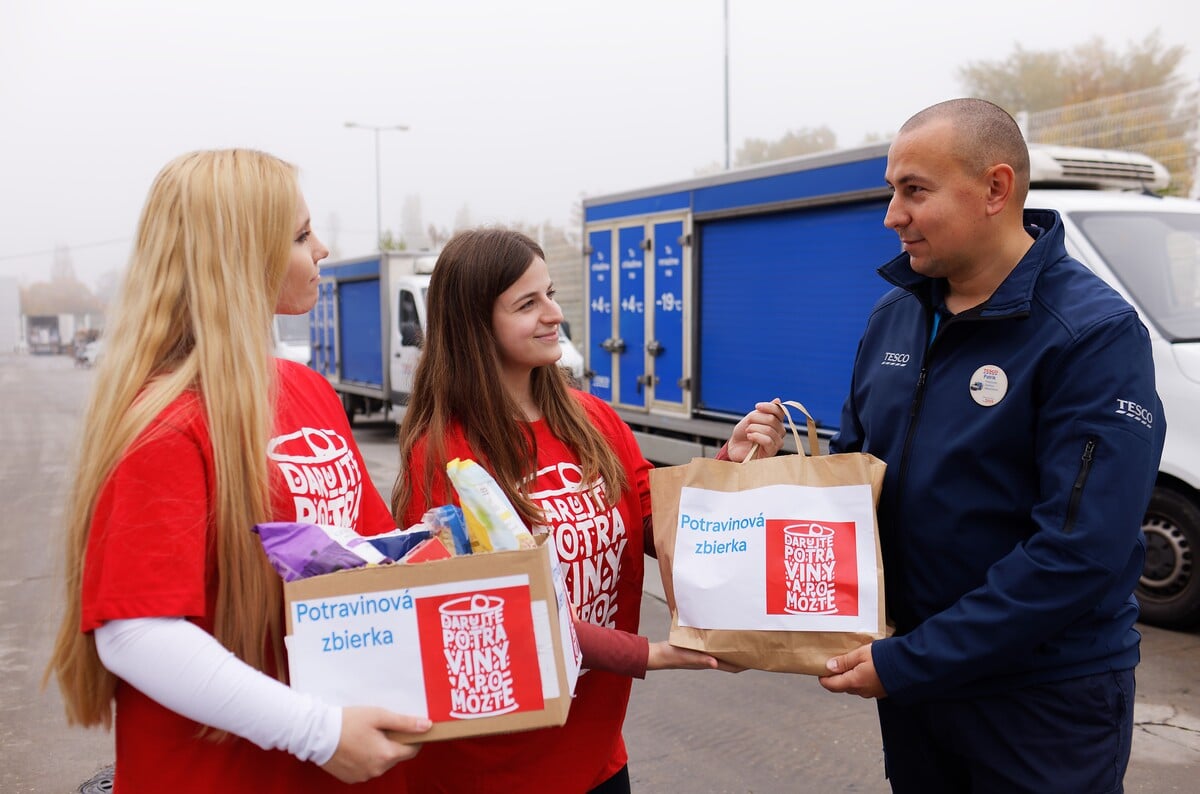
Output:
[46, 150, 297, 728]
[392, 228, 627, 527]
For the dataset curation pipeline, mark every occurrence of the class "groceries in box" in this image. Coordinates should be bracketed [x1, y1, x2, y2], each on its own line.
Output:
[254, 458, 581, 741]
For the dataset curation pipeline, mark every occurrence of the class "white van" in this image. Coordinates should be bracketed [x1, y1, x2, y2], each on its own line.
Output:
[274, 313, 312, 366]
[1030, 166, 1200, 627]
[557, 326, 585, 384]
[390, 271, 585, 402]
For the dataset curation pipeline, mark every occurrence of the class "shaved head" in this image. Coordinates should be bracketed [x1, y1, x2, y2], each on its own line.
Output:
[900, 98, 1030, 203]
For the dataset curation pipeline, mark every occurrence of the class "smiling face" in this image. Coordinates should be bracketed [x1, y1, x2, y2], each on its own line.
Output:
[491, 256, 564, 379]
[275, 190, 329, 315]
[883, 119, 992, 280]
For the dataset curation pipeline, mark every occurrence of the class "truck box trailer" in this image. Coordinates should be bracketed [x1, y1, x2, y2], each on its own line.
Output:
[310, 249, 584, 424]
[310, 250, 438, 421]
[582, 141, 1200, 627]
[26, 315, 62, 355]
[0, 278, 19, 353]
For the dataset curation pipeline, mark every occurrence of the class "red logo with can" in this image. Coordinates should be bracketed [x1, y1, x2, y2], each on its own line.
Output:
[416, 585, 543, 720]
[765, 520, 859, 616]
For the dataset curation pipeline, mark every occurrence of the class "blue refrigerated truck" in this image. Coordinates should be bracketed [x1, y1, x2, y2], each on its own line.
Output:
[309, 250, 438, 422]
[582, 143, 899, 463]
[583, 141, 1200, 628]
[309, 248, 585, 424]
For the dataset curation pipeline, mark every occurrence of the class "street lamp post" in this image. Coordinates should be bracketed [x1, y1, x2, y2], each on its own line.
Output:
[723, 0, 730, 170]
[344, 122, 410, 251]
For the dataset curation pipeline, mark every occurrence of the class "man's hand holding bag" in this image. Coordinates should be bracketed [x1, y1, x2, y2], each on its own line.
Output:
[650, 400, 889, 674]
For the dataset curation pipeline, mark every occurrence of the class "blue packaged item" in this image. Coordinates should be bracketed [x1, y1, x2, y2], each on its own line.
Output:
[425, 504, 472, 556]
[252, 521, 388, 582]
[366, 528, 433, 560]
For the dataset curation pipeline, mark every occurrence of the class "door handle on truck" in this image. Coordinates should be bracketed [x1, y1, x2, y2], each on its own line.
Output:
[635, 374, 658, 395]
[601, 337, 626, 353]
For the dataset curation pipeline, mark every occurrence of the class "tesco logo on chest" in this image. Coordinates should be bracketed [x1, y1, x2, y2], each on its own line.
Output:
[881, 352, 910, 367]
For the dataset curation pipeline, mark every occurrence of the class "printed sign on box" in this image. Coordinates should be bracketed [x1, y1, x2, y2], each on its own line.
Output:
[284, 535, 580, 742]
[417, 587, 543, 721]
[672, 482, 879, 634]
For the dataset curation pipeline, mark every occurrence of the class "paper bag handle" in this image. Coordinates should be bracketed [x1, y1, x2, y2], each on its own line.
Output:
[744, 399, 821, 462]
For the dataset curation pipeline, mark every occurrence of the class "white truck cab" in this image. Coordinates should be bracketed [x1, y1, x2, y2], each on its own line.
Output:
[1027, 145, 1200, 626]
[274, 313, 313, 366]
[313, 250, 585, 426]
[388, 254, 585, 421]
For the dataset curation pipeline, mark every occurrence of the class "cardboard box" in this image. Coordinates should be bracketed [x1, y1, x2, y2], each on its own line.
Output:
[284, 535, 581, 742]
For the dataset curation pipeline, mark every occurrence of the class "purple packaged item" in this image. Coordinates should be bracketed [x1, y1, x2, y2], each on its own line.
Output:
[253, 521, 388, 582]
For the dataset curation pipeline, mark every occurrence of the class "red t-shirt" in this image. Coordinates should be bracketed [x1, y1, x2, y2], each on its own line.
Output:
[400, 391, 653, 793]
[79, 360, 403, 794]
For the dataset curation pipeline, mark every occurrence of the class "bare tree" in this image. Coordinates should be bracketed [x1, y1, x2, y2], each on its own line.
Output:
[95, 269, 124, 306]
[695, 126, 839, 175]
[20, 278, 104, 316]
[426, 224, 451, 249]
[960, 32, 1186, 112]
[453, 203, 473, 233]
[734, 125, 837, 167]
[959, 31, 1197, 194]
[402, 195, 431, 250]
[51, 245, 76, 282]
[324, 212, 343, 259]
[379, 230, 407, 251]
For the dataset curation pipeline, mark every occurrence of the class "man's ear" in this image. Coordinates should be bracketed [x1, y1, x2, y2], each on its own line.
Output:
[983, 163, 1017, 217]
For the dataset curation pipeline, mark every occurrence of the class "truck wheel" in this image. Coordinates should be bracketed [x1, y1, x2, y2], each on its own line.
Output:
[1137, 488, 1200, 629]
[342, 394, 357, 426]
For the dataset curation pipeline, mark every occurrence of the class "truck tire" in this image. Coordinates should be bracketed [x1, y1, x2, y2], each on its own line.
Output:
[342, 393, 357, 427]
[1137, 488, 1200, 629]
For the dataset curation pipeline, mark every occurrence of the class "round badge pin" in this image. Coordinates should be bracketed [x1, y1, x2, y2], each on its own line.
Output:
[968, 364, 1008, 407]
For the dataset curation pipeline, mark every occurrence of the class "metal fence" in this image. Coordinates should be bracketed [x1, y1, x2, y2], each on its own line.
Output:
[543, 78, 1200, 341]
[1022, 77, 1200, 197]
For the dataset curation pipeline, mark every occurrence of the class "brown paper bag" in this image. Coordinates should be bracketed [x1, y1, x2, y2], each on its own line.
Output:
[650, 401, 888, 675]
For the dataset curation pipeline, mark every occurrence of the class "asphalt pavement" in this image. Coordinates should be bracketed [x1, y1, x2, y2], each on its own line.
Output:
[3, 353, 1199, 792]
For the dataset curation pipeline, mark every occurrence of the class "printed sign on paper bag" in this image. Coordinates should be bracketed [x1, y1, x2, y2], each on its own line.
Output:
[764, 521, 858, 616]
[416, 585, 544, 721]
[673, 483, 878, 633]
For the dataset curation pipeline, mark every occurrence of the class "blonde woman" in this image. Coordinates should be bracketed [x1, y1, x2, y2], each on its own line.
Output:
[45, 150, 430, 793]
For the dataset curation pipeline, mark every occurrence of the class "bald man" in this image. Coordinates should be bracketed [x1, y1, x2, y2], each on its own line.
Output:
[821, 99, 1164, 793]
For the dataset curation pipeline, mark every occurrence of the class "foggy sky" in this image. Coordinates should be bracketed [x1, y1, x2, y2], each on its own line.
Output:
[3, 0, 1195, 289]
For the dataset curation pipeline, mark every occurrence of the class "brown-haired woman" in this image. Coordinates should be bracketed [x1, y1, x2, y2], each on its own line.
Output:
[393, 227, 785, 793]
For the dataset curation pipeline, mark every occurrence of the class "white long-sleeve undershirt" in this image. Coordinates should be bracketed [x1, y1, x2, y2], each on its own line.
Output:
[94, 616, 341, 765]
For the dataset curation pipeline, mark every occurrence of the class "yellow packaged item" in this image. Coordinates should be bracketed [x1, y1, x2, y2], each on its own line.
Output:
[445, 458, 537, 552]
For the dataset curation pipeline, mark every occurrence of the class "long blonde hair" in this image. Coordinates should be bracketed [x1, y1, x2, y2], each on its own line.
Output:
[46, 149, 298, 728]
